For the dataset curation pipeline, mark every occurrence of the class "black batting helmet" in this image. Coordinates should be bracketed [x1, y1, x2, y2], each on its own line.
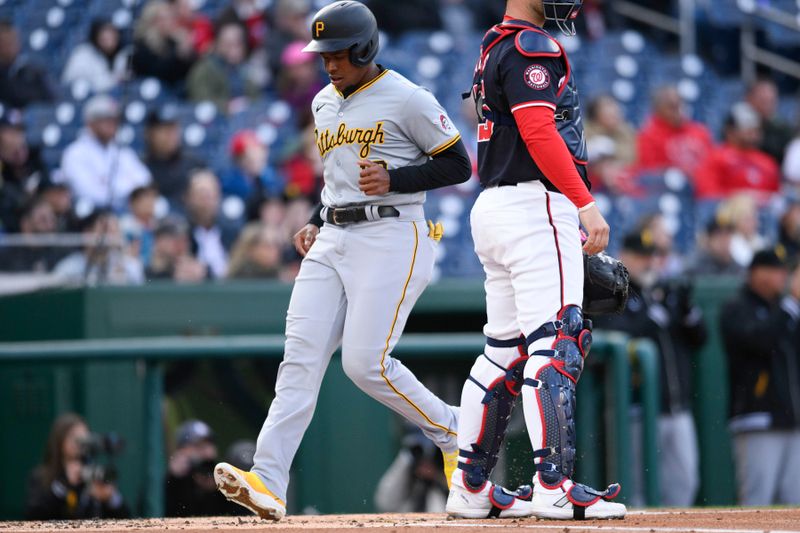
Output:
[301, 1, 379, 67]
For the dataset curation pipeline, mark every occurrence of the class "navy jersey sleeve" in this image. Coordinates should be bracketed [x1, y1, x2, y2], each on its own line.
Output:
[498, 49, 565, 114]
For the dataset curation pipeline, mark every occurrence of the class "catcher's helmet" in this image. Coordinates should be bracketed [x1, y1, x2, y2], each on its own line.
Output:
[542, 0, 583, 36]
[302, 1, 379, 67]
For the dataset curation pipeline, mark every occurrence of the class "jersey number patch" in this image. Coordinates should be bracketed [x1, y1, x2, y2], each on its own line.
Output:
[477, 120, 493, 142]
[524, 64, 550, 90]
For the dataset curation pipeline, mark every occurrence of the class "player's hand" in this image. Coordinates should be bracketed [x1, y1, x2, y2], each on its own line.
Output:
[579, 204, 609, 255]
[293, 224, 320, 257]
[357, 159, 390, 196]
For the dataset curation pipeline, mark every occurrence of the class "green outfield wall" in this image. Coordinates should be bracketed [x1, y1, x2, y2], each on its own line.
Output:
[0, 277, 739, 517]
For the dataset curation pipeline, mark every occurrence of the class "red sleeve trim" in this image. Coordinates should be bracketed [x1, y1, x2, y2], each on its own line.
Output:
[512, 105, 594, 209]
[511, 101, 557, 113]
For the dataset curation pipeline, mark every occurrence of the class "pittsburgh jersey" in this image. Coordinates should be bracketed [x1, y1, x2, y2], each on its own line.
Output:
[312, 69, 461, 208]
[473, 19, 590, 190]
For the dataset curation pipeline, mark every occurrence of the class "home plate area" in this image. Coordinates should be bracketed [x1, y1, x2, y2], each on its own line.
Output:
[3, 508, 800, 533]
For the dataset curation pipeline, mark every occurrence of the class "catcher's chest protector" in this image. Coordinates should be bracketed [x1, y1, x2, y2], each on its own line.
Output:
[469, 21, 588, 181]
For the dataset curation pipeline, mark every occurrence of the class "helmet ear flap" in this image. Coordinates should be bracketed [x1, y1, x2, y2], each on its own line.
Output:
[348, 29, 379, 67]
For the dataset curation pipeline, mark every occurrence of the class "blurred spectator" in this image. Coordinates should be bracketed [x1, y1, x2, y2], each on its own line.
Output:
[722, 249, 800, 506]
[217, 0, 268, 51]
[145, 217, 207, 282]
[61, 19, 127, 94]
[374, 426, 447, 513]
[226, 223, 285, 279]
[780, 199, 800, 262]
[53, 210, 144, 285]
[0, 109, 50, 232]
[185, 170, 237, 279]
[224, 440, 256, 471]
[687, 217, 743, 277]
[166, 420, 233, 517]
[586, 144, 631, 195]
[365, 0, 443, 36]
[784, 131, 800, 186]
[268, 197, 311, 272]
[265, 0, 312, 75]
[277, 42, 322, 126]
[746, 79, 793, 165]
[170, 0, 214, 55]
[0, 20, 55, 108]
[120, 185, 159, 265]
[187, 22, 259, 113]
[639, 213, 683, 279]
[60, 95, 152, 211]
[593, 231, 706, 507]
[143, 106, 205, 210]
[26, 413, 129, 520]
[0, 197, 63, 272]
[718, 193, 768, 269]
[222, 130, 284, 209]
[39, 183, 78, 233]
[279, 125, 324, 204]
[584, 94, 637, 167]
[131, 0, 196, 85]
[694, 103, 780, 200]
[636, 85, 714, 178]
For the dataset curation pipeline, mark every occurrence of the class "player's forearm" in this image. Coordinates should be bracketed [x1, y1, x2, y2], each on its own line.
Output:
[388, 139, 471, 193]
[513, 106, 594, 210]
[308, 203, 324, 227]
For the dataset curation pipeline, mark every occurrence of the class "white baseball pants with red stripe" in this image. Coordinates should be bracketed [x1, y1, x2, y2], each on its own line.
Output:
[452, 180, 584, 488]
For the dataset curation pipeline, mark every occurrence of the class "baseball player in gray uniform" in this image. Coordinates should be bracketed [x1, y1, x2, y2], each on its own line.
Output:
[214, 1, 472, 520]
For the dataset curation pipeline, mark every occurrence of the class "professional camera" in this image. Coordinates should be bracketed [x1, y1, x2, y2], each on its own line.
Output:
[189, 457, 216, 478]
[80, 432, 125, 484]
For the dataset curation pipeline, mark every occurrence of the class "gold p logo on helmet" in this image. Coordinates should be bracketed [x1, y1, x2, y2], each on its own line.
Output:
[315, 21, 325, 37]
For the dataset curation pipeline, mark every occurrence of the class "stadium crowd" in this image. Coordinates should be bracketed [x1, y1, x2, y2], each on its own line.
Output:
[0, 0, 798, 285]
[4, 0, 800, 512]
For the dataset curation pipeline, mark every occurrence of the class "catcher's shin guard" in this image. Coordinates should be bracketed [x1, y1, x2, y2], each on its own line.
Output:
[522, 305, 591, 486]
[455, 337, 527, 491]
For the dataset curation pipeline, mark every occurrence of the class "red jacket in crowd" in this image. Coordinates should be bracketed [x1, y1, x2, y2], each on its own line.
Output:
[693, 144, 780, 199]
[636, 115, 714, 177]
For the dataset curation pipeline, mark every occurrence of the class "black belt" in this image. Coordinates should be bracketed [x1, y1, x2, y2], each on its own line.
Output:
[488, 179, 562, 194]
[324, 206, 400, 225]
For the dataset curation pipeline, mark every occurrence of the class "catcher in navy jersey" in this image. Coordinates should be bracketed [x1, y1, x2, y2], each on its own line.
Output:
[445, 0, 628, 520]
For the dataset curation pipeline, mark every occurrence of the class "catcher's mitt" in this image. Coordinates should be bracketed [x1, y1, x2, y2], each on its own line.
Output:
[583, 252, 630, 315]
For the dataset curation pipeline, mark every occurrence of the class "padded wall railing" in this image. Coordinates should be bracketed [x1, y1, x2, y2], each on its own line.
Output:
[0, 332, 657, 517]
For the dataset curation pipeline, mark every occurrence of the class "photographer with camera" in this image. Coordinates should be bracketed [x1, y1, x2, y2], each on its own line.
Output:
[25, 413, 129, 520]
[593, 231, 707, 507]
[165, 419, 233, 517]
[374, 425, 448, 513]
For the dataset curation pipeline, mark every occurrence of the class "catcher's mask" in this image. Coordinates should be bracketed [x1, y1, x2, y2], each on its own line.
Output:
[542, 0, 583, 36]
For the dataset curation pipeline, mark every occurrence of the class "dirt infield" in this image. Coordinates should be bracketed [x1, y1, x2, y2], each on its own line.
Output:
[2, 508, 800, 533]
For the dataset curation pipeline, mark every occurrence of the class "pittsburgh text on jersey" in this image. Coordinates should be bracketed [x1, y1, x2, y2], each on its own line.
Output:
[315, 121, 386, 159]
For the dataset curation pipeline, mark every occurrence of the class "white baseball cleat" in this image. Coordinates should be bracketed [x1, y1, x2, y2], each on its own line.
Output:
[214, 462, 286, 521]
[529, 477, 626, 520]
[446, 482, 534, 519]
